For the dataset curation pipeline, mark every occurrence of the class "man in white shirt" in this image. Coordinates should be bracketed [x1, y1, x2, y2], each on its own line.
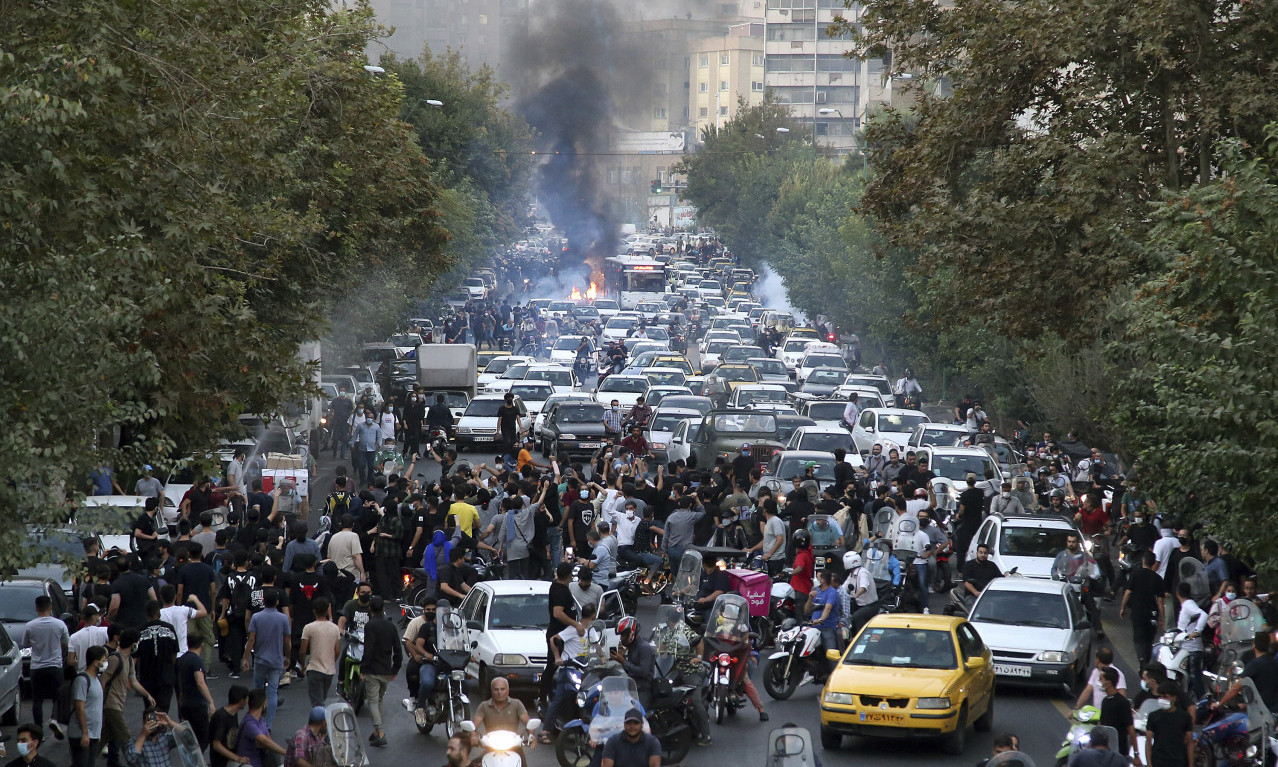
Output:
[1176, 582, 1209, 698]
[608, 503, 643, 546]
[905, 486, 935, 517]
[1152, 525, 1179, 580]
[841, 394, 860, 429]
[159, 585, 206, 655]
[1074, 646, 1127, 710]
[841, 552, 879, 640]
[553, 603, 597, 663]
[912, 527, 935, 613]
[68, 605, 109, 672]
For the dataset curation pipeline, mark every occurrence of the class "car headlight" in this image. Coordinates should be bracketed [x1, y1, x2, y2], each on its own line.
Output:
[651, 442, 667, 449]
[559, 433, 577, 440]
[823, 691, 854, 705]
[1038, 650, 1073, 664]
[458, 427, 472, 434]
[492, 654, 528, 666]
[915, 697, 952, 709]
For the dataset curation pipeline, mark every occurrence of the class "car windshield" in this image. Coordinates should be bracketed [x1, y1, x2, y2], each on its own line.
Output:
[644, 328, 670, 341]
[722, 347, 756, 363]
[387, 335, 420, 347]
[807, 369, 845, 385]
[390, 360, 416, 377]
[600, 377, 649, 393]
[806, 403, 847, 420]
[843, 627, 957, 670]
[783, 340, 810, 353]
[848, 376, 893, 395]
[0, 586, 42, 622]
[737, 389, 787, 405]
[464, 400, 506, 417]
[930, 453, 995, 480]
[464, 278, 484, 288]
[487, 594, 551, 631]
[593, 300, 619, 311]
[772, 456, 836, 480]
[711, 413, 777, 433]
[1000, 526, 1074, 558]
[877, 414, 929, 432]
[916, 427, 964, 447]
[798, 433, 853, 452]
[557, 404, 605, 423]
[715, 367, 757, 382]
[650, 414, 688, 432]
[662, 397, 712, 414]
[700, 281, 722, 290]
[655, 358, 693, 374]
[427, 391, 470, 408]
[749, 359, 787, 375]
[509, 384, 553, 401]
[498, 364, 531, 381]
[484, 358, 520, 374]
[548, 302, 573, 312]
[645, 371, 685, 386]
[803, 355, 846, 370]
[554, 337, 589, 351]
[705, 341, 733, 355]
[971, 590, 1070, 629]
[606, 317, 636, 330]
[524, 369, 573, 387]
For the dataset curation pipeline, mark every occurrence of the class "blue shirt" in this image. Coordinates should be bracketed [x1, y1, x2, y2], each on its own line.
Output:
[813, 586, 841, 630]
[248, 608, 291, 669]
[353, 421, 380, 451]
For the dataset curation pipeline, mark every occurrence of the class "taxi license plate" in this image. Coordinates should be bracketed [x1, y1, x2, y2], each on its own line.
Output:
[993, 663, 1032, 677]
[858, 711, 904, 724]
[579, 442, 600, 449]
[473, 436, 494, 442]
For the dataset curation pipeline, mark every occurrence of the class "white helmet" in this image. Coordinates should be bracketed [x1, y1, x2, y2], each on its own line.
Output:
[843, 551, 862, 570]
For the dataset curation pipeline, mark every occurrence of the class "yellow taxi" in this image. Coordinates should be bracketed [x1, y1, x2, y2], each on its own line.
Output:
[819, 614, 994, 756]
[650, 354, 694, 376]
[475, 350, 510, 374]
[705, 363, 758, 391]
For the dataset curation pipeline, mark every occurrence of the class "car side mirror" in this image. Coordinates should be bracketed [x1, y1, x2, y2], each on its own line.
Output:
[966, 656, 988, 670]
[825, 649, 841, 662]
[466, 620, 482, 631]
[1075, 620, 1091, 631]
[0, 656, 14, 666]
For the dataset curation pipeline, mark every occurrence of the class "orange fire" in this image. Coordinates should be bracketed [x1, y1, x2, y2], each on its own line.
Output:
[570, 286, 582, 301]
[569, 282, 600, 302]
[587, 282, 598, 300]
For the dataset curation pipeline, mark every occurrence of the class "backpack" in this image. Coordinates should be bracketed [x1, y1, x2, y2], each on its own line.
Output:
[227, 572, 258, 616]
[328, 491, 354, 518]
[55, 672, 89, 726]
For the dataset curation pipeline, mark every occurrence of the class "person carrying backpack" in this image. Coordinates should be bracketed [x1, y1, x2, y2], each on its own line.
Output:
[217, 551, 259, 679]
[63, 645, 105, 767]
[326, 477, 355, 523]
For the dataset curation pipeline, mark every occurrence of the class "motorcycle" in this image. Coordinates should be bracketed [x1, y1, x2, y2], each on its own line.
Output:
[1152, 630, 1194, 691]
[556, 677, 652, 767]
[414, 604, 472, 737]
[1052, 706, 1108, 767]
[463, 717, 542, 767]
[1192, 677, 1276, 767]
[547, 624, 620, 736]
[645, 650, 697, 765]
[703, 593, 752, 724]
[427, 425, 450, 456]
[763, 618, 829, 700]
[337, 628, 366, 714]
[764, 725, 817, 767]
[1051, 549, 1103, 634]
[669, 549, 704, 628]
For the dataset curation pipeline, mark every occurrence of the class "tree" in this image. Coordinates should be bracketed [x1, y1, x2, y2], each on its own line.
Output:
[0, 0, 450, 572]
[1111, 134, 1278, 570]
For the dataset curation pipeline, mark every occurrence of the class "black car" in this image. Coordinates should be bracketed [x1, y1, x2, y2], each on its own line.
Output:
[381, 359, 420, 403]
[540, 401, 611, 459]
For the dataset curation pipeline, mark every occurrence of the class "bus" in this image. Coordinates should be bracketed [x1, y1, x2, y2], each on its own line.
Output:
[603, 255, 668, 309]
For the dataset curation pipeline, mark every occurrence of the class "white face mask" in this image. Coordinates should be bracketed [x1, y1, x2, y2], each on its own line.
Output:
[1226, 592, 1237, 600]
[1001, 492, 1011, 499]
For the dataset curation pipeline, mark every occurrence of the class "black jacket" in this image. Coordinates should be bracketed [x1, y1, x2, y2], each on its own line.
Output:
[361, 615, 403, 676]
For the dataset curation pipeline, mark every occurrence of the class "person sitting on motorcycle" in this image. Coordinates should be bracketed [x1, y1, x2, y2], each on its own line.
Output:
[425, 393, 455, 441]
[841, 552, 879, 641]
[621, 425, 650, 458]
[952, 543, 1002, 613]
[471, 676, 533, 764]
[806, 570, 842, 663]
[611, 617, 656, 709]
[790, 529, 815, 601]
[626, 397, 653, 430]
[651, 607, 712, 746]
[894, 369, 923, 408]
[1055, 533, 1104, 637]
[407, 598, 439, 725]
[696, 557, 732, 609]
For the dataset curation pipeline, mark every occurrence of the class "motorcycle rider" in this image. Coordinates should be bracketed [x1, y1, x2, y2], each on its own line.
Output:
[841, 552, 879, 641]
[651, 607, 712, 747]
[1055, 533, 1104, 637]
[405, 597, 439, 727]
[425, 394, 455, 442]
[1074, 493, 1115, 595]
[611, 617, 656, 709]
[626, 397, 653, 430]
[893, 369, 923, 408]
[952, 543, 1002, 613]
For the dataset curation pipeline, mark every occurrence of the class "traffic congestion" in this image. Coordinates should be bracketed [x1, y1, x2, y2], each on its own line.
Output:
[4, 228, 1274, 767]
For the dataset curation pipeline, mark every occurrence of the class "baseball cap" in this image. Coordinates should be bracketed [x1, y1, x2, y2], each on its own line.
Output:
[624, 707, 644, 724]
[914, 488, 928, 498]
[310, 706, 327, 722]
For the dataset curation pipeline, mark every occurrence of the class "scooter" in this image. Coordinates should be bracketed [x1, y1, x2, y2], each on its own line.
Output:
[462, 718, 542, 767]
[337, 628, 366, 714]
[1052, 706, 1104, 767]
[763, 619, 829, 700]
[1152, 630, 1194, 691]
[413, 605, 472, 738]
[325, 701, 371, 766]
[1192, 676, 1277, 767]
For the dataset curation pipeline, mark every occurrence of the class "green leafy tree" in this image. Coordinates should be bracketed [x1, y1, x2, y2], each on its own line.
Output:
[0, 0, 450, 572]
[1111, 135, 1278, 570]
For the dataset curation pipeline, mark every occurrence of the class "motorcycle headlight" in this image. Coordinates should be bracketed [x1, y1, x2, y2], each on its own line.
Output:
[823, 691, 854, 705]
[451, 670, 467, 681]
[1083, 539, 1094, 552]
[577, 693, 588, 709]
[559, 433, 577, 440]
[568, 669, 582, 684]
[492, 654, 528, 666]
[915, 697, 952, 709]
[1038, 650, 1073, 664]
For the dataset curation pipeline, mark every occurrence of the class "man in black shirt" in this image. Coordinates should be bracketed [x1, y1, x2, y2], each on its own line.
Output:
[1144, 682, 1192, 767]
[1122, 511, 1159, 553]
[1215, 631, 1278, 713]
[435, 547, 470, 603]
[496, 393, 522, 457]
[1120, 550, 1166, 668]
[542, 563, 581, 706]
[208, 685, 248, 767]
[360, 597, 402, 748]
[953, 474, 986, 569]
[695, 558, 731, 608]
[109, 555, 157, 630]
[960, 544, 1002, 596]
[1096, 667, 1135, 759]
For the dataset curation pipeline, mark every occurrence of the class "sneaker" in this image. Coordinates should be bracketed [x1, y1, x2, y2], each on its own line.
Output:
[205, 671, 220, 680]
[229, 671, 241, 680]
[279, 674, 291, 687]
[371, 735, 388, 748]
[758, 711, 769, 722]
[415, 708, 429, 728]
[697, 737, 713, 747]
[402, 698, 415, 713]
[48, 721, 65, 740]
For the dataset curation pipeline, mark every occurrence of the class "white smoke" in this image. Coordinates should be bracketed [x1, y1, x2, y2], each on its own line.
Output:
[756, 262, 804, 321]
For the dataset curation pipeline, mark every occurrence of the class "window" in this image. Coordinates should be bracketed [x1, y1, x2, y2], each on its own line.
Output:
[815, 122, 829, 135]
[720, 80, 729, 91]
[818, 54, 858, 72]
[719, 105, 728, 115]
[720, 53, 731, 65]
[653, 82, 667, 97]
[791, 8, 816, 21]
[700, 55, 709, 67]
[699, 82, 709, 92]
[956, 624, 985, 660]
[765, 57, 815, 72]
[753, 54, 766, 66]
[767, 24, 815, 41]
[752, 81, 764, 91]
[699, 106, 709, 117]
[477, 13, 488, 23]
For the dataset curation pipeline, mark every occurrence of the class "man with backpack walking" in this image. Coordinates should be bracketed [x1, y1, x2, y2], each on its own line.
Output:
[218, 551, 259, 679]
[67, 644, 106, 767]
[101, 627, 153, 767]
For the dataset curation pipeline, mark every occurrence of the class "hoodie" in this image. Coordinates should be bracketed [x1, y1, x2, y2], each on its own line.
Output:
[422, 530, 452, 579]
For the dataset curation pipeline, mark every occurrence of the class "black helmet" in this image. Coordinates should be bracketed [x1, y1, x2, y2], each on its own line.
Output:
[792, 529, 810, 548]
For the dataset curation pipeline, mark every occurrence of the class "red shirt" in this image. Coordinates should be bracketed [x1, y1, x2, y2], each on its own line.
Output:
[621, 435, 649, 455]
[1076, 506, 1108, 536]
[790, 548, 814, 595]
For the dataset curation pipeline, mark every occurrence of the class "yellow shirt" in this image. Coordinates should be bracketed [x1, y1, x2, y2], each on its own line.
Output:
[448, 502, 479, 538]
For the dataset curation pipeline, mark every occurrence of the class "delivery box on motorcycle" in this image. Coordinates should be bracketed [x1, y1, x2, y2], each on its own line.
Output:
[727, 568, 771, 618]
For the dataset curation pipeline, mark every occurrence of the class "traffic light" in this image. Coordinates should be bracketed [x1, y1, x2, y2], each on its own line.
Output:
[651, 179, 664, 194]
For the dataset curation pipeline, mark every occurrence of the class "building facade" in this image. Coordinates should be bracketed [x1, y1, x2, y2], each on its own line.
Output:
[688, 23, 766, 139]
[370, 0, 528, 76]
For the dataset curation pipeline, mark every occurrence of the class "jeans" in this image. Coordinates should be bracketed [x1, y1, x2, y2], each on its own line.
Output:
[178, 704, 210, 750]
[914, 561, 931, 609]
[848, 601, 881, 640]
[29, 666, 61, 725]
[1186, 650, 1205, 699]
[618, 547, 662, 571]
[253, 663, 283, 732]
[416, 663, 438, 708]
[353, 450, 375, 485]
[307, 670, 333, 708]
[365, 674, 392, 731]
[70, 737, 100, 767]
[546, 527, 563, 578]
[682, 670, 711, 738]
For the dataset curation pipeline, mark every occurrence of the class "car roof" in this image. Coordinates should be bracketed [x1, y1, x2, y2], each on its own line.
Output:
[653, 407, 703, 418]
[864, 613, 966, 631]
[981, 578, 1071, 596]
[735, 383, 787, 391]
[993, 514, 1076, 531]
[925, 446, 993, 457]
[864, 407, 928, 416]
[477, 580, 552, 596]
[471, 394, 515, 401]
[795, 426, 853, 435]
[919, 423, 971, 432]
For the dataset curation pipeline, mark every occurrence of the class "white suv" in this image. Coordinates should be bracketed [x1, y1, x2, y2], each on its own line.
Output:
[965, 513, 1083, 580]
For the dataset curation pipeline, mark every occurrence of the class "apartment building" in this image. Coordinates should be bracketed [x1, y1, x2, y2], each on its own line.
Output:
[688, 23, 766, 138]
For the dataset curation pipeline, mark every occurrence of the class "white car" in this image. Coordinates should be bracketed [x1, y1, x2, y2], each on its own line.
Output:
[727, 383, 790, 409]
[478, 356, 535, 390]
[645, 407, 703, 463]
[635, 302, 665, 321]
[919, 445, 1001, 514]
[831, 385, 887, 410]
[591, 299, 620, 320]
[844, 373, 895, 403]
[460, 580, 629, 694]
[966, 514, 1083, 580]
[665, 417, 703, 464]
[699, 339, 732, 373]
[550, 336, 595, 365]
[594, 375, 650, 408]
[967, 577, 1095, 690]
[850, 407, 931, 454]
[638, 367, 687, 388]
[455, 394, 530, 451]
[775, 337, 815, 371]
[699, 330, 743, 351]
[799, 399, 854, 430]
[461, 276, 488, 301]
[909, 423, 975, 449]
[507, 381, 556, 419]
[627, 341, 670, 359]
[533, 392, 596, 447]
[601, 316, 639, 342]
[695, 279, 723, 299]
[644, 385, 694, 408]
[483, 363, 534, 395]
[796, 350, 848, 385]
[523, 364, 579, 394]
[386, 332, 424, 357]
[785, 426, 857, 454]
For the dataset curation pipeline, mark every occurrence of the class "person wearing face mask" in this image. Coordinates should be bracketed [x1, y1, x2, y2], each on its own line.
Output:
[69, 645, 107, 767]
[7, 724, 54, 767]
[352, 410, 381, 486]
[402, 391, 426, 461]
[337, 583, 375, 634]
[989, 482, 1025, 516]
[602, 400, 624, 440]
[1121, 508, 1159, 554]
